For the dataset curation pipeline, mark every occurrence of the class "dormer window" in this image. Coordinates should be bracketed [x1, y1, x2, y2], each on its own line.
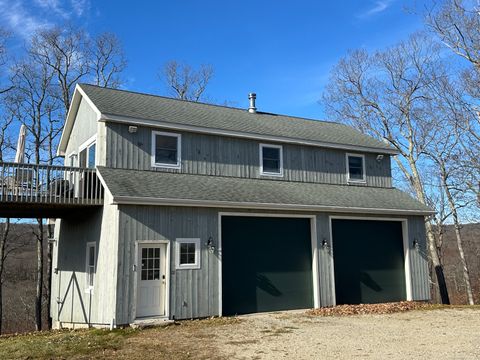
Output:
[260, 143, 283, 176]
[152, 131, 181, 169]
[346, 153, 366, 183]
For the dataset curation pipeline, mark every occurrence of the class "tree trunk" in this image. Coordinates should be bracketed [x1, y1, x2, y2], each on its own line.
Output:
[0, 219, 10, 335]
[46, 222, 54, 329]
[442, 178, 475, 304]
[35, 219, 44, 331]
[408, 157, 450, 304]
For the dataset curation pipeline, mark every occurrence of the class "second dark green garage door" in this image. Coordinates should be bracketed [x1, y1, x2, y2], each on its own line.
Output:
[332, 219, 407, 304]
[222, 216, 313, 315]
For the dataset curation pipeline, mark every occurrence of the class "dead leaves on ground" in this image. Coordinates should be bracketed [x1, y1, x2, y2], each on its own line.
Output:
[307, 301, 431, 316]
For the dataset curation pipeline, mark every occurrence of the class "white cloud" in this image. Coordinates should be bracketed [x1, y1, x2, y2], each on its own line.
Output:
[70, 0, 90, 17]
[0, 0, 91, 39]
[357, 0, 393, 19]
[0, 0, 53, 38]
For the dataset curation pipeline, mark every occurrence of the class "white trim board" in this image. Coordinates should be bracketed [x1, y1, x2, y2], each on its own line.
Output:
[217, 212, 320, 317]
[328, 216, 413, 305]
[111, 196, 435, 216]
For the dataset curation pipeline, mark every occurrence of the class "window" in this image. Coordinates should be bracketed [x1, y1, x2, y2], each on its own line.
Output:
[85, 242, 96, 292]
[175, 238, 200, 269]
[141, 247, 161, 281]
[152, 131, 181, 168]
[260, 144, 283, 176]
[79, 135, 96, 169]
[346, 153, 366, 182]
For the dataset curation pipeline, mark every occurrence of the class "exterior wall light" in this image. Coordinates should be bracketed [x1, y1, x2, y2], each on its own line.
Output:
[206, 236, 215, 253]
[128, 126, 138, 133]
[322, 239, 329, 248]
[376, 154, 384, 162]
[413, 239, 419, 249]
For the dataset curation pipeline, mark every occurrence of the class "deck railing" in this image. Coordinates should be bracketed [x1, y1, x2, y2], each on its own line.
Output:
[0, 162, 104, 205]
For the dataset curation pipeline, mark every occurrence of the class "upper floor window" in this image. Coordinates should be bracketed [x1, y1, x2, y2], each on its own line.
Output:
[260, 143, 283, 176]
[79, 135, 96, 169]
[152, 131, 181, 169]
[346, 153, 366, 183]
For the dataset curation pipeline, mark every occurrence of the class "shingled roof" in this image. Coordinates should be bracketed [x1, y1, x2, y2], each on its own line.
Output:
[77, 84, 397, 154]
[97, 167, 434, 215]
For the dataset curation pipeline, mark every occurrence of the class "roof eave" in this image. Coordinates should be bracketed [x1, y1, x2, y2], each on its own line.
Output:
[99, 113, 400, 155]
[57, 84, 102, 157]
[110, 195, 434, 216]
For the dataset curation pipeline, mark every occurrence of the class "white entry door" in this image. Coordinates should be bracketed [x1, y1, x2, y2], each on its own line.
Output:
[136, 244, 167, 318]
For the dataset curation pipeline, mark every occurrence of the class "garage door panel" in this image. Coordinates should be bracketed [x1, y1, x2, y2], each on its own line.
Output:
[222, 216, 313, 315]
[332, 219, 406, 304]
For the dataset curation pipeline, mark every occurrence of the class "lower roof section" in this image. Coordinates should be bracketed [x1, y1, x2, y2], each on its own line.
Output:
[97, 167, 434, 216]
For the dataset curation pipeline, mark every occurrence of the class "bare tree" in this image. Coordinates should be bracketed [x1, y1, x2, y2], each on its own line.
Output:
[0, 219, 10, 334]
[7, 54, 58, 331]
[29, 26, 90, 116]
[91, 33, 126, 88]
[160, 60, 214, 102]
[322, 32, 451, 303]
[426, 0, 480, 204]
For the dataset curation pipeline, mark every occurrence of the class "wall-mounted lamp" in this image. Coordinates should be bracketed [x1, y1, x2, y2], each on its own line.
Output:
[413, 238, 419, 249]
[128, 125, 138, 133]
[376, 154, 384, 162]
[206, 236, 215, 253]
[322, 239, 329, 248]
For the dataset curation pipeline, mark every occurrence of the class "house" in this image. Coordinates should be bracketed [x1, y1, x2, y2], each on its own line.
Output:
[46, 84, 433, 328]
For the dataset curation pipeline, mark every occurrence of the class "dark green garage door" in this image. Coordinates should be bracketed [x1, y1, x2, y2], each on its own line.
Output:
[222, 216, 313, 315]
[332, 219, 406, 304]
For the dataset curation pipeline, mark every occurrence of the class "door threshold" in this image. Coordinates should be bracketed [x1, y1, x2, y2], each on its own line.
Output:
[131, 316, 173, 329]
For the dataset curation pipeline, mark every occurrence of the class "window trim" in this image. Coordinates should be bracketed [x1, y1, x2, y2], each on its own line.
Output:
[85, 241, 96, 293]
[259, 143, 283, 177]
[78, 134, 97, 169]
[346, 153, 366, 183]
[175, 238, 201, 270]
[151, 130, 182, 169]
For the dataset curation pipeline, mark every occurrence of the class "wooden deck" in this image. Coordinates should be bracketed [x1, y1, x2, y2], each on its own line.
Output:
[0, 162, 104, 218]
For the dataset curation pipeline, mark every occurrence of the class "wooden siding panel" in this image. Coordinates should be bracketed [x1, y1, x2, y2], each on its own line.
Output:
[408, 216, 430, 300]
[105, 123, 392, 187]
[52, 205, 117, 326]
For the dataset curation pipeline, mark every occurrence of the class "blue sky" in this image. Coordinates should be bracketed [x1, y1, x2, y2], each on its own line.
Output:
[0, 0, 426, 119]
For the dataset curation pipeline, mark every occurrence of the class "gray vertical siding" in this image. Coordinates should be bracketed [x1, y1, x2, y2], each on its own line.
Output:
[316, 214, 336, 306]
[64, 98, 98, 160]
[407, 216, 430, 300]
[116, 205, 220, 324]
[105, 123, 392, 188]
[52, 202, 118, 327]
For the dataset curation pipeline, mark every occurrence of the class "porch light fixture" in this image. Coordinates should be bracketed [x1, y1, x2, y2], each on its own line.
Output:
[413, 239, 419, 249]
[376, 154, 384, 162]
[322, 239, 329, 248]
[206, 236, 215, 253]
[128, 125, 138, 133]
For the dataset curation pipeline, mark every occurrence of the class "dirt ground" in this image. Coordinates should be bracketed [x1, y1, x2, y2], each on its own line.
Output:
[207, 309, 480, 360]
[100, 308, 480, 360]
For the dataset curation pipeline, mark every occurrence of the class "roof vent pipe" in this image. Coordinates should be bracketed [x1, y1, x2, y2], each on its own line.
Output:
[248, 93, 257, 113]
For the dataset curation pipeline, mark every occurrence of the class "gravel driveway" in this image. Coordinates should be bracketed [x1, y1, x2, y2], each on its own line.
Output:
[210, 309, 480, 359]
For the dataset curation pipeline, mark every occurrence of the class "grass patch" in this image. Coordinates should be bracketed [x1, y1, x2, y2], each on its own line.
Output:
[0, 327, 137, 359]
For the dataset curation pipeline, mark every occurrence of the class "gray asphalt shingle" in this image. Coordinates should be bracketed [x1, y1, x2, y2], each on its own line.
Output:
[98, 167, 433, 214]
[80, 84, 396, 153]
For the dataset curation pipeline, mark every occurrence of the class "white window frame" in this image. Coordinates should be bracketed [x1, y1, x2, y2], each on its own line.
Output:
[85, 241, 96, 293]
[346, 153, 366, 183]
[151, 130, 182, 169]
[259, 143, 283, 177]
[175, 238, 201, 270]
[78, 134, 97, 168]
